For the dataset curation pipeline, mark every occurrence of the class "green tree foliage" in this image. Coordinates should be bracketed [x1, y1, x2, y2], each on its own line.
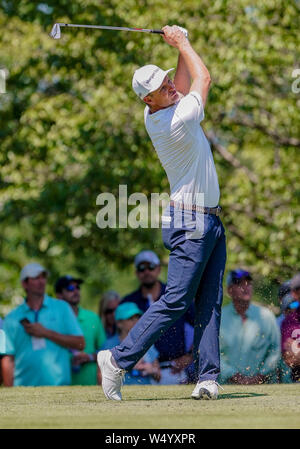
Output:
[0, 0, 299, 309]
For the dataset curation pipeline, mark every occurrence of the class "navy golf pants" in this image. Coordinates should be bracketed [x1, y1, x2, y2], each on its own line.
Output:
[111, 206, 227, 382]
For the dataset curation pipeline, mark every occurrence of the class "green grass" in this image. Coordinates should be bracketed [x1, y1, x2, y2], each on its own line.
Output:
[0, 384, 299, 429]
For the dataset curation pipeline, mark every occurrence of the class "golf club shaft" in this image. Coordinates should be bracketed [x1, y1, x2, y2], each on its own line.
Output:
[57, 23, 164, 34]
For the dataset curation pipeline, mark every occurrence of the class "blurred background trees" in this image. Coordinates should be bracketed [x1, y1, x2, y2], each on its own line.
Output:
[0, 0, 299, 313]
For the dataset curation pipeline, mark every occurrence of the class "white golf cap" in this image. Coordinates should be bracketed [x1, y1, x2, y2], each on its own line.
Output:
[134, 250, 160, 268]
[20, 263, 48, 281]
[132, 64, 174, 100]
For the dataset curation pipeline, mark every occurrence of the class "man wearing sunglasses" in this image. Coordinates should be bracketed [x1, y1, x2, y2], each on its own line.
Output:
[123, 251, 163, 311]
[121, 250, 194, 385]
[55, 275, 106, 385]
[219, 269, 281, 384]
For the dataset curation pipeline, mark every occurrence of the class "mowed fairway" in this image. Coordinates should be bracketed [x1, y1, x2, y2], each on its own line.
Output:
[0, 384, 299, 429]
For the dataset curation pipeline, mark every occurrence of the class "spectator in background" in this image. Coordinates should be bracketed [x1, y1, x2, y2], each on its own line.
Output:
[275, 294, 298, 383]
[219, 269, 281, 384]
[0, 316, 3, 385]
[101, 302, 160, 385]
[55, 275, 106, 385]
[121, 250, 194, 385]
[99, 291, 121, 338]
[276, 280, 291, 328]
[275, 289, 297, 383]
[279, 293, 299, 324]
[1, 263, 84, 386]
[281, 273, 300, 382]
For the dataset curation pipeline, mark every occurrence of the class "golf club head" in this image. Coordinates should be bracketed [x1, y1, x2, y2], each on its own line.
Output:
[50, 23, 61, 39]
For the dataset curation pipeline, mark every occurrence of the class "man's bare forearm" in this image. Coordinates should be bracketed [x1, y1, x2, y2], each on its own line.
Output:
[23, 322, 85, 350]
[177, 40, 211, 104]
[1, 355, 14, 387]
[162, 25, 211, 105]
[178, 40, 210, 80]
[174, 53, 191, 95]
[43, 329, 85, 350]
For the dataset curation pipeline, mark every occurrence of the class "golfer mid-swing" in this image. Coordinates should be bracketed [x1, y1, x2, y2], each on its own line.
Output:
[98, 25, 226, 400]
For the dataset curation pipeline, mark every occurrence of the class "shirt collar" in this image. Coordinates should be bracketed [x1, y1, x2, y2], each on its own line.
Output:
[139, 281, 164, 300]
[229, 301, 253, 318]
[23, 294, 50, 311]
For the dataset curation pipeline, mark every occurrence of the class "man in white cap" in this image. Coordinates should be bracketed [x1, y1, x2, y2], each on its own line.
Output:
[98, 25, 226, 400]
[1, 263, 84, 386]
[130, 250, 163, 309]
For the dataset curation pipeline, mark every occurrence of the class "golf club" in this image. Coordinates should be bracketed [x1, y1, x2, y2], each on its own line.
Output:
[50, 23, 165, 40]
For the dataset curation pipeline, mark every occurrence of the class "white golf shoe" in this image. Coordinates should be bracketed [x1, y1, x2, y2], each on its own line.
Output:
[191, 380, 223, 400]
[97, 350, 126, 401]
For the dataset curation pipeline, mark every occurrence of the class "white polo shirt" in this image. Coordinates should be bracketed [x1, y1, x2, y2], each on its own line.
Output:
[144, 91, 220, 207]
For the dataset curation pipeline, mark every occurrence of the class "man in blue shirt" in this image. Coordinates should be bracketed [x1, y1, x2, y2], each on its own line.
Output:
[0, 316, 3, 384]
[219, 269, 281, 384]
[1, 263, 84, 386]
[121, 250, 195, 384]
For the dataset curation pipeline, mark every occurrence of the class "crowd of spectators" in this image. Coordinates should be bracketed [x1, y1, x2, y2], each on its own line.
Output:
[0, 254, 299, 387]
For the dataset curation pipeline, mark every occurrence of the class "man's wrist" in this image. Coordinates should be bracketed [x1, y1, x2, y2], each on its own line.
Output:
[178, 39, 192, 53]
[42, 327, 51, 339]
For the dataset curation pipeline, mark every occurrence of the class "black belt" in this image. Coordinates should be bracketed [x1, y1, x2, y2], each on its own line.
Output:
[170, 201, 222, 216]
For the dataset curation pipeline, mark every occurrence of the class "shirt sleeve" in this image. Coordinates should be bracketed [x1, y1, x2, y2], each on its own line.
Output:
[259, 311, 281, 375]
[219, 332, 238, 383]
[176, 91, 205, 129]
[95, 315, 107, 350]
[60, 302, 83, 336]
[281, 312, 300, 351]
[219, 311, 238, 382]
[219, 333, 237, 382]
[219, 359, 237, 384]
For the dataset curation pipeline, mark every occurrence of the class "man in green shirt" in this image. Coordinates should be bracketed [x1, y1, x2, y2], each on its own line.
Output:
[219, 269, 281, 384]
[55, 275, 106, 385]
